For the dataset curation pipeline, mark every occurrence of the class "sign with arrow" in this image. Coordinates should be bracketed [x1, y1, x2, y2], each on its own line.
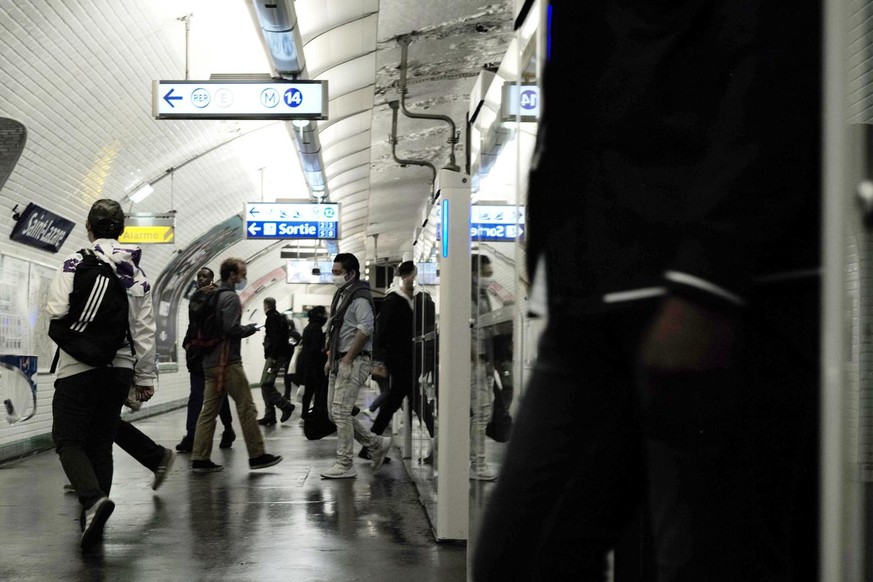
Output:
[434, 203, 525, 242]
[244, 202, 340, 240]
[152, 80, 328, 120]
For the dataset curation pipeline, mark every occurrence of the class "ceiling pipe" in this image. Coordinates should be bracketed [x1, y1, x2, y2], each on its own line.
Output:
[250, 0, 328, 201]
[396, 34, 460, 176]
[388, 100, 436, 199]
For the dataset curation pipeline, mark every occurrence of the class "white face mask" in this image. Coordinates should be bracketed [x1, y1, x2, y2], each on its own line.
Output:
[478, 276, 493, 289]
[332, 274, 348, 288]
[234, 278, 248, 291]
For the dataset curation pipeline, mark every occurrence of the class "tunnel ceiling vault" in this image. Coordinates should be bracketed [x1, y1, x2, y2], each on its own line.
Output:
[0, 0, 516, 301]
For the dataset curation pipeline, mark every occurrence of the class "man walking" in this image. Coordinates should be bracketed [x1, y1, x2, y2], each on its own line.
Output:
[256, 296, 295, 425]
[191, 257, 282, 473]
[177, 266, 237, 452]
[320, 253, 391, 479]
[47, 199, 157, 550]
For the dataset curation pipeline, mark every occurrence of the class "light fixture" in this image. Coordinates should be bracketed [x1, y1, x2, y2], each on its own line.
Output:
[128, 183, 154, 204]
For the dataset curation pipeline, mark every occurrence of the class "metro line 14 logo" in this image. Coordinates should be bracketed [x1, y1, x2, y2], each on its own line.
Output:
[284, 88, 303, 108]
[520, 89, 538, 111]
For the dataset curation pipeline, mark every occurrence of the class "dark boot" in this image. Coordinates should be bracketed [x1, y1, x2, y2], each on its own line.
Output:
[257, 411, 277, 426]
[219, 427, 236, 449]
[280, 401, 296, 423]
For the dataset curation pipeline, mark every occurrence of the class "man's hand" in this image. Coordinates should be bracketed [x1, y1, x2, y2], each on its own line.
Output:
[639, 296, 737, 372]
[135, 385, 155, 402]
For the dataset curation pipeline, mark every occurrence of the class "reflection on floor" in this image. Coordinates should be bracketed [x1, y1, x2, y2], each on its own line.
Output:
[0, 394, 467, 582]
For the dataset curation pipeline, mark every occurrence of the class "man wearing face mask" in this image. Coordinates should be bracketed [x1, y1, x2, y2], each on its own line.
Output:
[191, 257, 283, 473]
[470, 253, 498, 481]
[320, 253, 392, 479]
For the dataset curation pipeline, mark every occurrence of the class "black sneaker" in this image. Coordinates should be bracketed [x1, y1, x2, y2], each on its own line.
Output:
[151, 448, 176, 491]
[81, 497, 114, 550]
[280, 403, 295, 423]
[192, 460, 223, 473]
[219, 428, 236, 449]
[358, 446, 371, 460]
[249, 453, 283, 470]
[175, 437, 193, 453]
[257, 416, 277, 426]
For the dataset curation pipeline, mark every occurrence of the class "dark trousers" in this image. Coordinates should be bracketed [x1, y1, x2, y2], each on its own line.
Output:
[472, 283, 819, 582]
[52, 368, 131, 510]
[371, 358, 434, 438]
[185, 370, 232, 440]
[259, 357, 290, 418]
[115, 419, 165, 471]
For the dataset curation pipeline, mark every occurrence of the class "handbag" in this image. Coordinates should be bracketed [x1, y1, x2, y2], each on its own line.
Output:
[486, 383, 512, 442]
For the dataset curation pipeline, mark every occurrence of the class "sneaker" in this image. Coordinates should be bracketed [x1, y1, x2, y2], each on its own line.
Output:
[151, 448, 176, 491]
[219, 428, 236, 449]
[358, 446, 392, 463]
[280, 403, 295, 423]
[361, 408, 377, 421]
[63, 483, 76, 493]
[192, 460, 224, 473]
[80, 497, 114, 550]
[370, 436, 393, 472]
[249, 453, 283, 470]
[175, 437, 193, 453]
[257, 416, 277, 426]
[320, 463, 357, 479]
[421, 451, 434, 465]
[470, 463, 498, 481]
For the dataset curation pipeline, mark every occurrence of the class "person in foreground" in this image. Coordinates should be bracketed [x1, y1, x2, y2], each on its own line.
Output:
[46, 199, 157, 550]
[190, 257, 283, 474]
[320, 252, 391, 479]
[472, 2, 822, 581]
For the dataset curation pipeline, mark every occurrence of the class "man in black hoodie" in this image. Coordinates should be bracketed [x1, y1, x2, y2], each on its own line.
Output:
[256, 297, 295, 425]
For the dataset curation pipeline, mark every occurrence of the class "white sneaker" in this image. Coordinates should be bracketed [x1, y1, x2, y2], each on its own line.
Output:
[320, 463, 357, 479]
[81, 497, 115, 550]
[470, 463, 498, 481]
[370, 436, 392, 472]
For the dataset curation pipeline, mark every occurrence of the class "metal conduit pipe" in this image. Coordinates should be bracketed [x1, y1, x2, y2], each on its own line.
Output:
[389, 100, 436, 199]
[396, 34, 460, 174]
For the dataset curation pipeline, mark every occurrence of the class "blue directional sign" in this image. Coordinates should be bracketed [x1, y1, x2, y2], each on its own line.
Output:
[244, 202, 340, 240]
[153, 80, 328, 120]
[435, 203, 525, 242]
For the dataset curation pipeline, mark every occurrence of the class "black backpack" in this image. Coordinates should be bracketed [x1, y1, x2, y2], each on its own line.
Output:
[185, 285, 233, 359]
[49, 248, 134, 371]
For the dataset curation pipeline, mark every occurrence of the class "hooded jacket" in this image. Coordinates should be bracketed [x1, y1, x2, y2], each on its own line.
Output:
[46, 238, 157, 385]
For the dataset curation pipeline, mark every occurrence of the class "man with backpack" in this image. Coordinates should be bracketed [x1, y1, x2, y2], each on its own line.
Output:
[256, 297, 295, 426]
[176, 266, 237, 452]
[46, 199, 158, 550]
[190, 257, 283, 473]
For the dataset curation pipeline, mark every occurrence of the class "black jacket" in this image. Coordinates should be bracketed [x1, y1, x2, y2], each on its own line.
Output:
[373, 288, 414, 368]
[263, 308, 291, 360]
[528, 1, 821, 317]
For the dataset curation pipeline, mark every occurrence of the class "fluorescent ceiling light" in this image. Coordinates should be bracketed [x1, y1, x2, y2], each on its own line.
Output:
[129, 183, 154, 203]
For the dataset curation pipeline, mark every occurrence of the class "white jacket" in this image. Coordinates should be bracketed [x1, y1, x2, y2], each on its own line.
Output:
[45, 238, 157, 385]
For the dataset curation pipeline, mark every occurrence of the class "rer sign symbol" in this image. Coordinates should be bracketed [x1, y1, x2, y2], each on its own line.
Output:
[284, 88, 303, 108]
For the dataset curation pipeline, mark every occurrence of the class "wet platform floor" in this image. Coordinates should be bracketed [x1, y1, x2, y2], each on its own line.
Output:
[0, 403, 467, 581]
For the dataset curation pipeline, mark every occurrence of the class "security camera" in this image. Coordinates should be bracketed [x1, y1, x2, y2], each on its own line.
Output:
[311, 267, 321, 276]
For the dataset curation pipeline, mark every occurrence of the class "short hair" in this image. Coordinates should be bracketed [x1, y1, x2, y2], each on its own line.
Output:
[263, 297, 277, 310]
[219, 257, 244, 282]
[198, 267, 214, 279]
[87, 199, 125, 239]
[333, 253, 360, 280]
[471, 253, 491, 273]
[397, 260, 416, 278]
[308, 305, 327, 320]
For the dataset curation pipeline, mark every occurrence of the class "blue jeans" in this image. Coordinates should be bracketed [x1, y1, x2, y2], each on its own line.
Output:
[327, 355, 381, 468]
[52, 367, 131, 509]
